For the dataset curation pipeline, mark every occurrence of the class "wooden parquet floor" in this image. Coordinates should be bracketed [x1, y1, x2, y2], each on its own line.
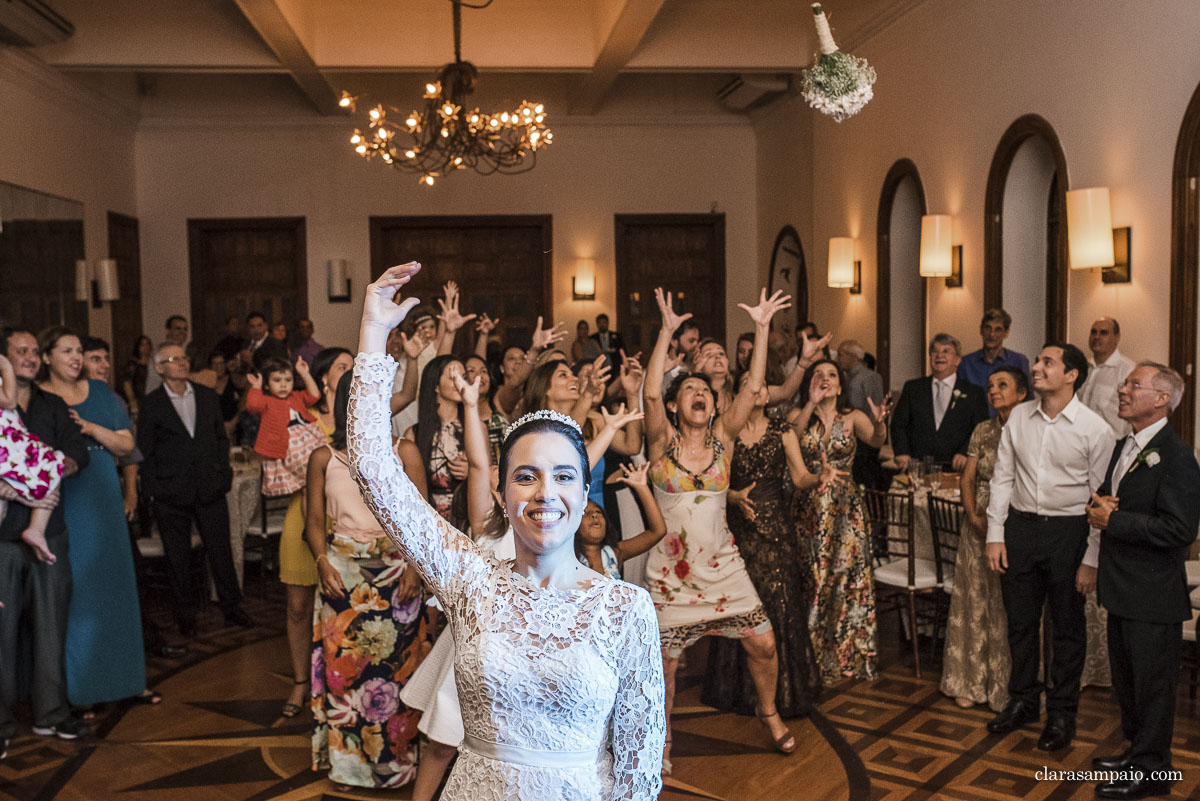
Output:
[3, 587, 1200, 800]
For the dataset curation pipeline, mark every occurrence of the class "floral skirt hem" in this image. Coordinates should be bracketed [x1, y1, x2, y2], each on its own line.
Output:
[660, 606, 770, 658]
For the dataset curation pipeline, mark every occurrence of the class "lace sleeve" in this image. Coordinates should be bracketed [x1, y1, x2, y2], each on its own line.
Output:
[609, 584, 666, 799]
[348, 352, 488, 606]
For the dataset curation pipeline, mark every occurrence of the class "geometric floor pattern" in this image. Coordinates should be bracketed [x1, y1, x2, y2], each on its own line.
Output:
[4, 586, 1200, 800]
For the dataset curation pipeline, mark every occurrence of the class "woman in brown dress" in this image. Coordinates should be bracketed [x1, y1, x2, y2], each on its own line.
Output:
[940, 366, 1027, 710]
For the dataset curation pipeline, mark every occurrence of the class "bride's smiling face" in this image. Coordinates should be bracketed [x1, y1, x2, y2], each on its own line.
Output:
[502, 431, 588, 555]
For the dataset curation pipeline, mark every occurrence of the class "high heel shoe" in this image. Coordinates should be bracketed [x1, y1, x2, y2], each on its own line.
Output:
[755, 705, 796, 755]
[281, 678, 309, 718]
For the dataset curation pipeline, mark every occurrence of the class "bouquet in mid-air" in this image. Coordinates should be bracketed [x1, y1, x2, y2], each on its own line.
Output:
[801, 3, 877, 122]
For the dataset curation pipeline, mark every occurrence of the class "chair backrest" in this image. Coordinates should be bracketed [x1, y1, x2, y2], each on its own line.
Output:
[864, 488, 916, 585]
[927, 495, 963, 585]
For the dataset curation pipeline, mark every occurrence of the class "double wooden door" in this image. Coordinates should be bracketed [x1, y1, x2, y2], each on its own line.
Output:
[369, 216, 553, 351]
[107, 212, 143, 368]
[0, 219, 86, 334]
[187, 217, 308, 359]
[615, 214, 726, 357]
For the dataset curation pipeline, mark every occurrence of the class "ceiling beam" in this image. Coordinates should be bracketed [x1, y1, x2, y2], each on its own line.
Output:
[571, 0, 669, 115]
[232, 0, 343, 115]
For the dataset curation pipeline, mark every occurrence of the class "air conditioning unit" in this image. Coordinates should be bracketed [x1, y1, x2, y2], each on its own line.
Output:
[0, 0, 73, 47]
[717, 75, 790, 112]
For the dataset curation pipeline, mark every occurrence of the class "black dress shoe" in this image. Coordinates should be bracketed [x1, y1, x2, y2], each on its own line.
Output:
[1092, 750, 1132, 771]
[157, 644, 188, 659]
[224, 608, 255, 628]
[986, 700, 1040, 733]
[1036, 713, 1074, 751]
[1096, 776, 1172, 799]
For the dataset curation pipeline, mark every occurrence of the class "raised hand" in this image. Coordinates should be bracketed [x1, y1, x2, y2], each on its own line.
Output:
[737, 288, 792, 328]
[614, 462, 650, 488]
[363, 262, 422, 331]
[443, 280, 459, 305]
[800, 330, 833, 362]
[437, 292, 477, 333]
[246, 371, 262, 390]
[600, 402, 645, 432]
[663, 350, 685, 376]
[294, 355, 310, 376]
[475, 313, 500, 335]
[654, 287, 693, 333]
[531, 316, 568, 351]
[867, 394, 893, 425]
[400, 331, 424, 359]
[451, 371, 481, 408]
[619, 350, 644, 397]
[586, 354, 611, 396]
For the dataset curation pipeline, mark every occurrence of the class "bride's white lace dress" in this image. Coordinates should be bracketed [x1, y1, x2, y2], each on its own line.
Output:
[348, 353, 665, 800]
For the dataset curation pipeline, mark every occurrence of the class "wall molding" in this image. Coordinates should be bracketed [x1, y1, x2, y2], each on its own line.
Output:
[0, 46, 138, 129]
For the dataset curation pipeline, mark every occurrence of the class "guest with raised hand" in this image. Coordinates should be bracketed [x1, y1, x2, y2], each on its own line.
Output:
[405, 356, 469, 523]
[37, 326, 152, 709]
[435, 280, 477, 355]
[473, 313, 500, 360]
[347, 261, 665, 799]
[306, 371, 427, 791]
[703, 365, 845, 719]
[791, 357, 891, 682]
[575, 462, 667, 579]
[493, 315, 567, 418]
[644, 286, 797, 771]
[941, 366, 1028, 711]
[463, 354, 507, 462]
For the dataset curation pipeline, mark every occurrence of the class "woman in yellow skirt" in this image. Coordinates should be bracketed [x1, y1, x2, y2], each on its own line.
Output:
[280, 347, 354, 717]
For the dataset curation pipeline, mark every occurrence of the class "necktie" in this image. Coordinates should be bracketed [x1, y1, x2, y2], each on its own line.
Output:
[1112, 436, 1139, 494]
[933, 381, 948, 429]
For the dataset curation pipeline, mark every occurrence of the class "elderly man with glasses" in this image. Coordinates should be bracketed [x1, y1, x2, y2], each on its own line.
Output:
[136, 344, 252, 638]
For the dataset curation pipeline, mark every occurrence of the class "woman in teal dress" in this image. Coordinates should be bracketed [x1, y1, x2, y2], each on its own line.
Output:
[37, 327, 148, 707]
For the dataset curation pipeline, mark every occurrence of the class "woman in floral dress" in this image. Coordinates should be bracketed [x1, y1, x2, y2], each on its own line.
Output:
[792, 359, 890, 683]
[306, 371, 427, 789]
[406, 355, 466, 523]
[941, 366, 1026, 710]
[643, 287, 798, 770]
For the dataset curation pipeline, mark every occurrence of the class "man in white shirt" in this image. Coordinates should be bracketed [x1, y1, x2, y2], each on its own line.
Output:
[1078, 317, 1135, 437]
[984, 343, 1115, 751]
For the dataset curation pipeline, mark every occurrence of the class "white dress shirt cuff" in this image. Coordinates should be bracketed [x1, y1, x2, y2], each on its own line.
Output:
[986, 523, 1006, 544]
[1082, 529, 1100, 568]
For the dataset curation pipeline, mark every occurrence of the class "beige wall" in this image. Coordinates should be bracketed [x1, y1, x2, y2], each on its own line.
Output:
[133, 115, 757, 353]
[0, 49, 138, 342]
[756, 0, 1200, 374]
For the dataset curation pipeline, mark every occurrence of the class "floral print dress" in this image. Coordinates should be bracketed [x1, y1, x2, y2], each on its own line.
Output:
[797, 415, 876, 682]
[0, 408, 64, 501]
[312, 447, 427, 789]
[646, 434, 770, 657]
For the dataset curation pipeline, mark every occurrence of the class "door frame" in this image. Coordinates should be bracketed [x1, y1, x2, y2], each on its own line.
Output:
[1168, 80, 1200, 444]
[876, 158, 928, 390]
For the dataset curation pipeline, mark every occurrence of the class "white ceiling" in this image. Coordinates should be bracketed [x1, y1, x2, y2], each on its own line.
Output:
[21, 0, 925, 116]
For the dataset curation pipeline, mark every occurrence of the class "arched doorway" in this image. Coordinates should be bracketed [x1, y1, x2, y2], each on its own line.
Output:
[876, 158, 927, 390]
[1168, 80, 1200, 444]
[983, 114, 1070, 350]
[767, 224, 809, 343]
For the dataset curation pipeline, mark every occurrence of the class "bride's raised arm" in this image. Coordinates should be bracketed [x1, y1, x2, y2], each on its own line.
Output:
[348, 262, 487, 603]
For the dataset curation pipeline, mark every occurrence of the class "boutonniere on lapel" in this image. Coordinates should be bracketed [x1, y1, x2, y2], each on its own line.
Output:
[1128, 447, 1161, 475]
[949, 388, 966, 411]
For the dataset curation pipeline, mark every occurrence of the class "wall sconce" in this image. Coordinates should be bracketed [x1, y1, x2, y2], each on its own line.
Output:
[919, 214, 953, 277]
[945, 245, 963, 288]
[572, 258, 596, 301]
[1066, 186, 1131, 283]
[827, 237, 860, 292]
[75, 258, 120, 308]
[328, 259, 351, 302]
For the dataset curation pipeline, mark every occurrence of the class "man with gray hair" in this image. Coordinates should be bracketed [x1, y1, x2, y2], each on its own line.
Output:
[1086, 362, 1198, 797]
[891, 333, 988, 472]
[1078, 317, 1135, 438]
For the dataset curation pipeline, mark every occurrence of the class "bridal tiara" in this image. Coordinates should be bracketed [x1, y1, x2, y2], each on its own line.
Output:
[502, 409, 582, 442]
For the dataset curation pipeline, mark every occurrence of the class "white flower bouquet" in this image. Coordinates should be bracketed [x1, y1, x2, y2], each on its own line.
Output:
[800, 3, 877, 122]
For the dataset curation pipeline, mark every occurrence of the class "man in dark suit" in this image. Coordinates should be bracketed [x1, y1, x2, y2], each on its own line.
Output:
[138, 343, 252, 636]
[589, 313, 625, 370]
[1087, 362, 1200, 799]
[891, 333, 989, 472]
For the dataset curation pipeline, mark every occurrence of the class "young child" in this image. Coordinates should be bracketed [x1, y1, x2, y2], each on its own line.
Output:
[0, 353, 65, 563]
[246, 356, 325, 496]
[576, 461, 667, 579]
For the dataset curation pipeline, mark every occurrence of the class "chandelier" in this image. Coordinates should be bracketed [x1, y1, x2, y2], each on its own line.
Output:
[338, 0, 552, 186]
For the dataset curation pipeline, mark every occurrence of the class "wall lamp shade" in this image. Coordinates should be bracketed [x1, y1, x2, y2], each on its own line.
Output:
[1066, 187, 1115, 269]
[572, 258, 596, 300]
[96, 259, 119, 302]
[919, 214, 953, 277]
[74, 259, 90, 302]
[75, 259, 120, 306]
[328, 259, 351, 302]
[827, 237, 857, 288]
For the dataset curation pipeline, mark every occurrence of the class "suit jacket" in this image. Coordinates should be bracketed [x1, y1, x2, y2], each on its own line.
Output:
[137, 382, 233, 507]
[589, 329, 625, 358]
[891, 375, 988, 464]
[1096, 422, 1200, 623]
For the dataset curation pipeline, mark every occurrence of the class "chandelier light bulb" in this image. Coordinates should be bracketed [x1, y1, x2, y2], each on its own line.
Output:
[350, 133, 361, 144]
[355, 144, 367, 154]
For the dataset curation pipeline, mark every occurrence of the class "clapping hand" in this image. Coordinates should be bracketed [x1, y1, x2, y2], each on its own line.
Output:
[729, 482, 757, 522]
[600, 402, 644, 433]
[531, 316, 567, 351]
[363, 262, 422, 331]
[654, 287, 692, 332]
[451, 371, 481, 408]
[738, 288, 792, 327]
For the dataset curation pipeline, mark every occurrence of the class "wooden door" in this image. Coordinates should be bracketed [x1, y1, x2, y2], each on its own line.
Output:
[0, 219, 86, 334]
[614, 214, 726, 358]
[107, 212, 143, 371]
[369, 216, 552, 351]
[187, 217, 307, 359]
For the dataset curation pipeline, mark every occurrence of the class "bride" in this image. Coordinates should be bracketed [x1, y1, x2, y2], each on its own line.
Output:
[348, 262, 665, 800]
